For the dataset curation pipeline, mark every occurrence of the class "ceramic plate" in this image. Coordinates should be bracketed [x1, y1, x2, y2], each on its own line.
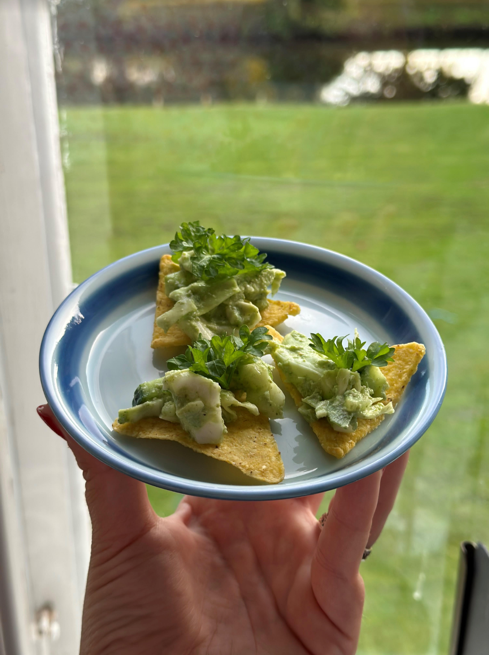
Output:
[40, 239, 447, 500]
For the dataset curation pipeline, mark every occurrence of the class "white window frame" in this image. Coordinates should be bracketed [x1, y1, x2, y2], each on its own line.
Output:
[0, 1, 90, 653]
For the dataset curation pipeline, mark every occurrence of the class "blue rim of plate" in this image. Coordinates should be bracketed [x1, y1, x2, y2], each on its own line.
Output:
[39, 238, 447, 500]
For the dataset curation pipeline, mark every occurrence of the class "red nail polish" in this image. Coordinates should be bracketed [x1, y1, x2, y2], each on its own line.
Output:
[37, 405, 66, 440]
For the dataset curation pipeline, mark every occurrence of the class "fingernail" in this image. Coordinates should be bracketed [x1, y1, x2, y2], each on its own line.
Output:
[37, 405, 66, 440]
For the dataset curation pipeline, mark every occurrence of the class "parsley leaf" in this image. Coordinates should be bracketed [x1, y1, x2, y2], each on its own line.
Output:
[166, 326, 272, 389]
[309, 333, 395, 372]
[170, 221, 273, 281]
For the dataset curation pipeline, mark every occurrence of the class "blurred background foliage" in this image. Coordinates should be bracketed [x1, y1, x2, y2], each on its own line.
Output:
[56, 0, 489, 105]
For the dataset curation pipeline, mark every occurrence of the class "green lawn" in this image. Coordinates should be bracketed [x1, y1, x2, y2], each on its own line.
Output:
[63, 101, 489, 655]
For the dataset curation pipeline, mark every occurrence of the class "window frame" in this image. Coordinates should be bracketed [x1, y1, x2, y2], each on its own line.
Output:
[0, 0, 89, 653]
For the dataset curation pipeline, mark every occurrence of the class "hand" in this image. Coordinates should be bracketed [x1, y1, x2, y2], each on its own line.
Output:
[38, 405, 408, 655]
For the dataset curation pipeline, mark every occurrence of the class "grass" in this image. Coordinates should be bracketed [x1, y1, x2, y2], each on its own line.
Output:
[63, 100, 489, 654]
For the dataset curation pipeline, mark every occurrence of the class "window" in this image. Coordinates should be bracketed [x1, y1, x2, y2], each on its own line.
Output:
[54, 0, 489, 651]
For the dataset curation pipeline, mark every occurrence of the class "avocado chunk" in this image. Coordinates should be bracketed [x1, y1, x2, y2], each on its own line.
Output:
[220, 389, 259, 422]
[234, 358, 285, 419]
[164, 269, 197, 295]
[132, 378, 168, 406]
[361, 365, 389, 399]
[269, 330, 335, 398]
[315, 396, 358, 433]
[157, 278, 240, 333]
[224, 300, 261, 329]
[360, 400, 394, 420]
[119, 398, 164, 424]
[343, 388, 373, 414]
[159, 399, 179, 423]
[236, 268, 284, 307]
[298, 403, 317, 423]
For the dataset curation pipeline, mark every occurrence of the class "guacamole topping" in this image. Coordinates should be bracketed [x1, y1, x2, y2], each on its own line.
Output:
[118, 327, 285, 444]
[156, 222, 286, 341]
[270, 330, 395, 433]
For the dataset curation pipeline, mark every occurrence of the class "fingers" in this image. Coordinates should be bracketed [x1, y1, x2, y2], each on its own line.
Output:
[311, 471, 382, 635]
[37, 405, 109, 477]
[368, 452, 409, 547]
[37, 404, 66, 439]
[37, 405, 157, 555]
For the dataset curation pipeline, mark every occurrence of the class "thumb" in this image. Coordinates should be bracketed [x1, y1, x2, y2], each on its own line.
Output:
[37, 404, 157, 555]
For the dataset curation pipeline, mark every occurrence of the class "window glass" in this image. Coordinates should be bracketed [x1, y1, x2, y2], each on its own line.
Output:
[54, 1, 489, 652]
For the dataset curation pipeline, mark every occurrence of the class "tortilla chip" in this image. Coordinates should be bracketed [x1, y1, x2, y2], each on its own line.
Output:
[113, 407, 284, 484]
[262, 299, 301, 328]
[151, 255, 300, 349]
[266, 326, 426, 458]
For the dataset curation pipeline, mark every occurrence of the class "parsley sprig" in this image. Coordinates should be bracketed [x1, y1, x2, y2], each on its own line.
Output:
[170, 221, 272, 282]
[309, 333, 395, 372]
[167, 326, 272, 389]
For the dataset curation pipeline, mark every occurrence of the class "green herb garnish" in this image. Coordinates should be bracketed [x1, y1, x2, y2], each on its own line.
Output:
[170, 221, 273, 281]
[309, 333, 395, 372]
[167, 326, 272, 389]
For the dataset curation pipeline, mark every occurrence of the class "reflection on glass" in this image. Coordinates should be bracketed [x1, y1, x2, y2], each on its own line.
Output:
[52, 1, 489, 652]
[320, 49, 489, 105]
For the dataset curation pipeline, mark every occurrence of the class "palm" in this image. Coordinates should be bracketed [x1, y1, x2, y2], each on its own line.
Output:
[37, 405, 409, 655]
[177, 496, 362, 654]
[83, 493, 365, 655]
